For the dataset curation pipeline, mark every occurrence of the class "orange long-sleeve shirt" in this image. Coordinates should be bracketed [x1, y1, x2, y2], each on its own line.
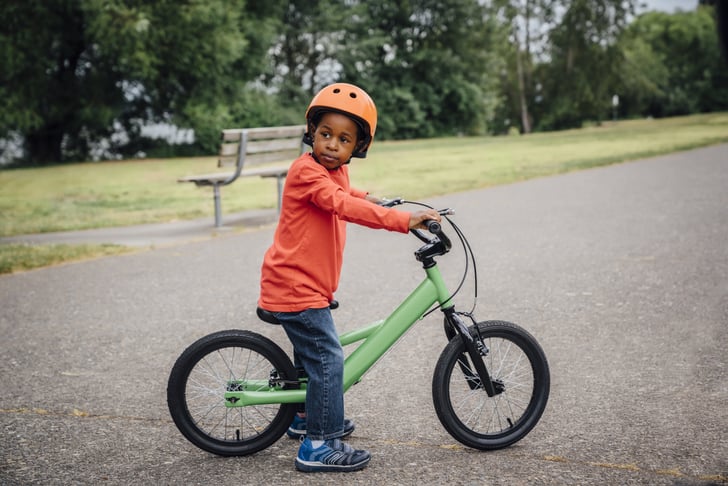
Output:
[259, 153, 410, 312]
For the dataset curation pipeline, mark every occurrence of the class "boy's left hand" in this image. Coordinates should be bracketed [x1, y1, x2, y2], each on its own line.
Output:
[408, 209, 441, 230]
[365, 194, 383, 204]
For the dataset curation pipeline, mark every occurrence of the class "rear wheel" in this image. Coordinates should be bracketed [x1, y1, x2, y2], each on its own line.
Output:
[167, 330, 298, 456]
[432, 320, 550, 450]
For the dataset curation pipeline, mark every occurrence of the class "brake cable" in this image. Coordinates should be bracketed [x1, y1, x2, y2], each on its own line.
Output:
[402, 200, 479, 319]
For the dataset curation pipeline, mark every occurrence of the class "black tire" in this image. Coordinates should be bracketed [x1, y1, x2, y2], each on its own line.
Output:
[432, 320, 550, 450]
[167, 330, 298, 456]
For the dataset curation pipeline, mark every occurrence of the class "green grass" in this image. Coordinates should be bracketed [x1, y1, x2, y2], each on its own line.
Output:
[355, 113, 728, 199]
[1, 112, 727, 273]
[0, 243, 133, 274]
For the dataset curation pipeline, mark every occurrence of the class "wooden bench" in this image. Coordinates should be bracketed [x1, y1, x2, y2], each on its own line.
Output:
[178, 125, 307, 227]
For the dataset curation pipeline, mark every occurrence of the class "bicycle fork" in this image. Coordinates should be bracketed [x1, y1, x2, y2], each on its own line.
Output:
[443, 308, 504, 397]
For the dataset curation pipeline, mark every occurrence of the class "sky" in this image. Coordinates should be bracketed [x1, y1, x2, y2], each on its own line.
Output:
[638, 0, 699, 13]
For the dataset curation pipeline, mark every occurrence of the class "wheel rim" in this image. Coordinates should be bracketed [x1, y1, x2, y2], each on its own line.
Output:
[447, 335, 537, 438]
[182, 344, 288, 445]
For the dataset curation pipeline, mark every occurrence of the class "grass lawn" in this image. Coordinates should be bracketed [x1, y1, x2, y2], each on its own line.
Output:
[1, 112, 727, 273]
[0, 243, 133, 274]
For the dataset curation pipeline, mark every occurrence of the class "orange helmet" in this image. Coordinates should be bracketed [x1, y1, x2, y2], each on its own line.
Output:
[303, 83, 377, 158]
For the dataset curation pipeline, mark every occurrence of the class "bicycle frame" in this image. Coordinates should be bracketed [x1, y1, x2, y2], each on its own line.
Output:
[224, 264, 454, 407]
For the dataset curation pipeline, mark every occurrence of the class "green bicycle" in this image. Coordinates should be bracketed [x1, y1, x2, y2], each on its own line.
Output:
[167, 200, 550, 456]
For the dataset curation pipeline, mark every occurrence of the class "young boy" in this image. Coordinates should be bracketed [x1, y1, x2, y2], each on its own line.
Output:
[258, 83, 441, 472]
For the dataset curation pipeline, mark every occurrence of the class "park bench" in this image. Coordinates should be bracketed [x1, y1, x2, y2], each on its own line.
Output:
[178, 124, 307, 227]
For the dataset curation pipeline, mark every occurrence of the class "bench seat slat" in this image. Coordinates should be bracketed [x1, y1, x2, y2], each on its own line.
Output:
[218, 137, 303, 158]
[238, 166, 289, 178]
[218, 149, 302, 168]
[178, 165, 289, 185]
[221, 125, 307, 142]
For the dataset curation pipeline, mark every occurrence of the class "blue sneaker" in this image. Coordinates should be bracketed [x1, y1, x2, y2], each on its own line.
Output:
[295, 437, 371, 473]
[287, 415, 355, 439]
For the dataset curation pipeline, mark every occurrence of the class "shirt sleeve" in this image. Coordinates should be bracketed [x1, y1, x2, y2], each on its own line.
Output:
[300, 164, 410, 233]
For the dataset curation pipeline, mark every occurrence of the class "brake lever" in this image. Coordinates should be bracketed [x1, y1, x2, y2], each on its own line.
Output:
[378, 197, 404, 208]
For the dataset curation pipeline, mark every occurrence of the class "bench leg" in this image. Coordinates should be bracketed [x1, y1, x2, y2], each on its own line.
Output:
[213, 183, 223, 227]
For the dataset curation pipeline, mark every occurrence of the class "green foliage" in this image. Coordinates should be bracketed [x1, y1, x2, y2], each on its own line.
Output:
[1, 0, 727, 165]
[339, 0, 502, 139]
[0, 0, 277, 163]
[617, 6, 728, 118]
[0, 1, 122, 162]
[268, 0, 350, 103]
[535, 0, 636, 130]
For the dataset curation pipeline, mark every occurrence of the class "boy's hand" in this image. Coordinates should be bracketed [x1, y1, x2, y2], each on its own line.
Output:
[365, 194, 383, 204]
[408, 209, 442, 230]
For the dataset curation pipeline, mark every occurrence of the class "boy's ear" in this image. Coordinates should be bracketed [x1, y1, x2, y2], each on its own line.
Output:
[303, 120, 317, 146]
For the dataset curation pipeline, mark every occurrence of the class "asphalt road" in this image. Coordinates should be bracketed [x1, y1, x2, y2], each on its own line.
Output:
[1, 144, 727, 485]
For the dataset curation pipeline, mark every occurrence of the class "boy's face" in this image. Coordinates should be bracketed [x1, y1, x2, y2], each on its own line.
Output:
[311, 112, 360, 170]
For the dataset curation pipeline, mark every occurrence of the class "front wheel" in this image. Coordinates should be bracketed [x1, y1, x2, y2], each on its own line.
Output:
[167, 330, 298, 456]
[432, 320, 550, 450]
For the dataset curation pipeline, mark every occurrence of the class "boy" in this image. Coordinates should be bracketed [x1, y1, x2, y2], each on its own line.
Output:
[258, 83, 441, 472]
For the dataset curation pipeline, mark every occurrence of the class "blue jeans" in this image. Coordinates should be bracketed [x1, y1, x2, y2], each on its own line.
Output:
[275, 307, 345, 441]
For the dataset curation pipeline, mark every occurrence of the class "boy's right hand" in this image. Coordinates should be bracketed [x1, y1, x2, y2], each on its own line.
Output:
[408, 209, 442, 230]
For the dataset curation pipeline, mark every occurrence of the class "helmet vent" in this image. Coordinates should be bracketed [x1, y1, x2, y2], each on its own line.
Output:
[331, 87, 357, 99]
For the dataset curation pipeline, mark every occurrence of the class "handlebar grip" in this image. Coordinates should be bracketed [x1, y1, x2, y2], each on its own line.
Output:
[425, 220, 441, 234]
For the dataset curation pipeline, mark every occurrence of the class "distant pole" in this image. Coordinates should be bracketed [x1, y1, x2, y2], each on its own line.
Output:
[612, 94, 619, 121]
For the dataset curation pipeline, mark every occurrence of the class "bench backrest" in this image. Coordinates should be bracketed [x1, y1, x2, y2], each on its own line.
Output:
[218, 125, 307, 169]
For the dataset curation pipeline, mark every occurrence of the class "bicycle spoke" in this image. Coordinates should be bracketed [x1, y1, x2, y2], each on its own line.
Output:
[446, 334, 536, 437]
[182, 344, 283, 442]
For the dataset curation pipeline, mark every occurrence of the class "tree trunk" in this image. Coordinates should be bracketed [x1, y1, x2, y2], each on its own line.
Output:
[25, 124, 64, 165]
[514, 25, 532, 134]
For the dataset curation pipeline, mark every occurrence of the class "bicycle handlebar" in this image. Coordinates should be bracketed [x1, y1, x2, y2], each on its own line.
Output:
[377, 198, 453, 259]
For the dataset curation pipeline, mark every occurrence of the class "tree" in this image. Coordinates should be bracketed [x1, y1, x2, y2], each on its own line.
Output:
[338, 0, 503, 140]
[0, 0, 277, 164]
[616, 6, 728, 118]
[535, 0, 636, 130]
[488, 0, 556, 134]
[267, 0, 352, 109]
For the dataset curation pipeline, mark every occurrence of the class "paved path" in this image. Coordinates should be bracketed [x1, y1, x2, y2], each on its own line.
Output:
[1, 144, 727, 485]
[0, 208, 279, 247]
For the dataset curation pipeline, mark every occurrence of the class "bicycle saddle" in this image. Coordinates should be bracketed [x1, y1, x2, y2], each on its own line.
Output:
[256, 307, 280, 325]
[256, 300, 340, 326]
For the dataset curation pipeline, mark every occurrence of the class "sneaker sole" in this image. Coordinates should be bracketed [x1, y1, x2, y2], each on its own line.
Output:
[286, 427, 307, 439]
[295, 456, 370, 473]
